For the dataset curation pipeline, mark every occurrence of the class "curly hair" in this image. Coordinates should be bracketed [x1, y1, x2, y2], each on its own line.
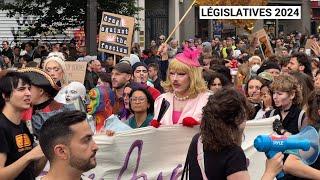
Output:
[200, 88, 250, 152]
[161, 59, 207, 99]
[270, 74, 303, 107]
[206, 71, 230, 90]
[289, 72, 314, 108]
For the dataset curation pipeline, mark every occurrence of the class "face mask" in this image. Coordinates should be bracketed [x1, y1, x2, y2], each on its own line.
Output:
[251, 64, 261, 74]
[65, 82, 86, 104]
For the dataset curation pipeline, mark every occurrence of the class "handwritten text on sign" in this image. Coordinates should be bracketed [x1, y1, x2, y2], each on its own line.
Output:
[98, 12, 134, 57]
[65, 61, 87, 84]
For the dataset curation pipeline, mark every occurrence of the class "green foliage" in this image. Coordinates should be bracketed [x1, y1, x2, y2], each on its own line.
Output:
[1, 0, 142, 36]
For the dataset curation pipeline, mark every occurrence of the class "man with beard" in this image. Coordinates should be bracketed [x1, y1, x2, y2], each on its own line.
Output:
[287, 52, 312, 77]
[39, 110, 98, 180]
[111, 62, 132, 114]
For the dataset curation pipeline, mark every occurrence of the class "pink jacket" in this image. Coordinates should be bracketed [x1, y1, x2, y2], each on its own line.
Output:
[154, 91, 212, 125]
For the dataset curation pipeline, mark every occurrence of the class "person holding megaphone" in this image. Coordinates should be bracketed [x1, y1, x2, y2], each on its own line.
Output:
[282, 89, 320, 179]
[264, 74, 306, 136]
[181, 88, 284, 180]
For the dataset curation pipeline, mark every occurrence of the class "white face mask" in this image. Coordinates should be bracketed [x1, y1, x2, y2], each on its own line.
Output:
[65, 82, 86, 104]
[54, 82, 86, 104]
[251, 64, 261, 74]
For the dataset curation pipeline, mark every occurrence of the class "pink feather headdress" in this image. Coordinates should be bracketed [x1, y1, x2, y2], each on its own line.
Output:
[175, 46, 201, 67]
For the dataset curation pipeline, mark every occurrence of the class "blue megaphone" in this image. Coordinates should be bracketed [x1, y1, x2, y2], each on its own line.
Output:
[254, 126, 319, 179]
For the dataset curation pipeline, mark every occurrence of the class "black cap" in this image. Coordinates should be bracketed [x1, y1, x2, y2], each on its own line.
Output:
[132, 62, 148, 74]
[18, 68, 60, 97]
[257, 61, 281, 75]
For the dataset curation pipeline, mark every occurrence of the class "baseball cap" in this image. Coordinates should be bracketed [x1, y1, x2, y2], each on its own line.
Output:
[113, 63, 132, 74]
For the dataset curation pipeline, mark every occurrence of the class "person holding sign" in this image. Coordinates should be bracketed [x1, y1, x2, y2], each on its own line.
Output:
[153, 47, 211, 126]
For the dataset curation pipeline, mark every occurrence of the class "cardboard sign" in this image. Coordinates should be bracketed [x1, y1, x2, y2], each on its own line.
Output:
[305, 39, 313, 49]
[251, 29, 274, 58]
[64, 61, 87, 84]
[98, 12, 135, 57]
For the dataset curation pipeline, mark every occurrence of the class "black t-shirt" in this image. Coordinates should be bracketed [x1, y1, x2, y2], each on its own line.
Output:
[265, 105, 304, 135]
[153, 77, 164, 93]
[0, 113, 35, 180]
[185, 133, 247, 180]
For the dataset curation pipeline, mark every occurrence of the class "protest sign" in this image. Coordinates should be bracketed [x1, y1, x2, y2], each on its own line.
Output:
[250, 29, 274, 58]
[64, 61, 87, 84]
[305, 39, 313, 49]
[38, 116, 276, 180]
[98, 12, 135, 57]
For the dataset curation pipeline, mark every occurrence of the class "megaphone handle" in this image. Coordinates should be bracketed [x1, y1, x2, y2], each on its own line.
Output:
[266, 151, 285, 179]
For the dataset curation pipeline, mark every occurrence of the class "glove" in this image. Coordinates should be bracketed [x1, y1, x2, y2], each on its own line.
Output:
[150, 119, 161, 128]
[273, 119, 285, 135]
[182, 117, 200, 127]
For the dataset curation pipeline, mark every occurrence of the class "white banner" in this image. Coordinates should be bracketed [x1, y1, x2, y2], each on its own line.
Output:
[39, 116, 277, 180]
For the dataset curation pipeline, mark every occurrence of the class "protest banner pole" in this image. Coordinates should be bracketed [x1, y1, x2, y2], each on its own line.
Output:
[113, 54, 116, 66]
[164, 0, 197, 44]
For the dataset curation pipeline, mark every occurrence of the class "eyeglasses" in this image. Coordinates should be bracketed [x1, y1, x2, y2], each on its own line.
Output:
[159, 38, 164, 40]
[45, 67, 61, 72]
[130, 97, 146, 103]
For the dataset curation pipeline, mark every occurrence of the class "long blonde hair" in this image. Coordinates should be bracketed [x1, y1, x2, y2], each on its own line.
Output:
[162, 59, 207, 98]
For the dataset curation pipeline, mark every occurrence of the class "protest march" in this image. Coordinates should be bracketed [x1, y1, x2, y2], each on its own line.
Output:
[1, 1, 320, 180]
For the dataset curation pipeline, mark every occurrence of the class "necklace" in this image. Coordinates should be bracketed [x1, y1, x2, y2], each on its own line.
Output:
[173, 92, 189, 101]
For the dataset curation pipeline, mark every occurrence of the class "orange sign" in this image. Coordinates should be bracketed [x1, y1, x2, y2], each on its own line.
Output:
[15, 133, 32, 151]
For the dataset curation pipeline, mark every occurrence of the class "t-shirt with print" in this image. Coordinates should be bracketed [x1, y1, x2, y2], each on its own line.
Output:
[0, 112, 35, 180]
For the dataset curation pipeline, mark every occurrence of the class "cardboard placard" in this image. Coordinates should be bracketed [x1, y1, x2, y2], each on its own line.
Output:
[305, 39, 313, 49]
[98, 12, 135, 57]
[65, 61, 87, 84]
[251, 29, 274, 58]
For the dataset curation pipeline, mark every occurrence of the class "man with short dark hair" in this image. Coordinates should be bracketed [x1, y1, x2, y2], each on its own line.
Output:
[148, 63, 164, 93]
[39, 110, 98, 180]
[13, 46, 21, 64]
[287, 52, 312, 77]
[132, 62, 161, 100]
[2, 41, 14, 63]
[25, 41, 35, 60]
[84, 59, 99, 91]
[111, 63, 132, 114]
[52, 43, 61, 52]
[0, 71, 46, 180]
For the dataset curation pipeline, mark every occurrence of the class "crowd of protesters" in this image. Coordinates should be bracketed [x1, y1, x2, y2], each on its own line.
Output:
[1, 29, 320, 179]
